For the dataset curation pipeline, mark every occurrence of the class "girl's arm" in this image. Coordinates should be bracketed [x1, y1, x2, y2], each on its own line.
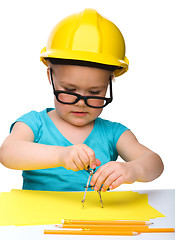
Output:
[0, 122, 64, 170]
[91, 130, 164, 191]
[117, 130, 164, 182]
[0, 122, 99, 171]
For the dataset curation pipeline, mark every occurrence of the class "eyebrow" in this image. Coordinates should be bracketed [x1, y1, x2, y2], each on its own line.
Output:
[60, 82, 77, 88]
[59, 81, 107, 90]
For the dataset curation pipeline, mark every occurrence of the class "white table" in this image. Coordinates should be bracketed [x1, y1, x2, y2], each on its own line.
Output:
[0, 189, 175, 240]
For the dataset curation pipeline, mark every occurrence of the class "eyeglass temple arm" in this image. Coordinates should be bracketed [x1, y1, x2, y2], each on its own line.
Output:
[109, 76, 113, 101]
[49, 68, 56, 92]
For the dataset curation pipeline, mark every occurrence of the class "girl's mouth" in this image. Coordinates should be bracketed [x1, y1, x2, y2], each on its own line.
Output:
[71, 112, 88, 116]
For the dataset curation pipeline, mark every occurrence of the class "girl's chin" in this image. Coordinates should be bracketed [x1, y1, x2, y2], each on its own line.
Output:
[68, 116, 93, 127]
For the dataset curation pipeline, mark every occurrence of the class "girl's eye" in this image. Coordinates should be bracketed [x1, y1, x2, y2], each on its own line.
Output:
[89, 91, 100, 95]
[64, 88, 76, 92]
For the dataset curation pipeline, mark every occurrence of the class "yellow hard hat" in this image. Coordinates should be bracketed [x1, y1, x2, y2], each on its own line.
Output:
[40, 9, 129, 77]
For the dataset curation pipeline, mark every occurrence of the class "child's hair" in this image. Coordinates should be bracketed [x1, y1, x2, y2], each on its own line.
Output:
[46, 58, 121, 72]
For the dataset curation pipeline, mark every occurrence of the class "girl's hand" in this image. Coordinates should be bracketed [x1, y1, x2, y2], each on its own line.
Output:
[90, 161, 138, 192]
[59, 144, 101, 171]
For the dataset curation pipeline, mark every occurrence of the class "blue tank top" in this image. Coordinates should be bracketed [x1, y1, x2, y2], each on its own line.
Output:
[10, 108, 129, 191]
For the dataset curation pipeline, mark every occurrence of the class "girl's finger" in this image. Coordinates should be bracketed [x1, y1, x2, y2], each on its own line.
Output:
[78, 149, 89, 169]
[109, 175, 125, 190]
[90, 164, 106, 186]
[95, 159, 101, 166]
[101, 172, 121, 192]
[83, 145, 96, 169]
[75, 155, 86, 170]
[93, 166, 114, 191]
[71, 160, 80, 171]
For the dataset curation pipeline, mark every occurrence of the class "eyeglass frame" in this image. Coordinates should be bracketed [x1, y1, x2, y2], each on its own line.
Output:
[49, 68, 113, 109]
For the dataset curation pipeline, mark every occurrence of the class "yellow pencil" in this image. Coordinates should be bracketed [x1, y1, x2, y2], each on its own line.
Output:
[62, 219, 152, 225]
[44, 229, 139, 236]
[56, 223, 149, 231]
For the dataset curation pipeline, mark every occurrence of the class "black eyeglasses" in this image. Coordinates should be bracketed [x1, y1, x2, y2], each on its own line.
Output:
[49, 68, 113, 108]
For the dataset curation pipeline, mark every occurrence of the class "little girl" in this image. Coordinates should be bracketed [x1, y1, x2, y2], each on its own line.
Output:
[0, 9, 164, 192]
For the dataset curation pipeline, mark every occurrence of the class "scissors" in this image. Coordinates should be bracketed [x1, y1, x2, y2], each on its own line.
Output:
[81, 166, 103, 208]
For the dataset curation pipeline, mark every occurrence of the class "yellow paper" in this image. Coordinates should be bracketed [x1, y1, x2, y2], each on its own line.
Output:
[0, 189, 165, 226]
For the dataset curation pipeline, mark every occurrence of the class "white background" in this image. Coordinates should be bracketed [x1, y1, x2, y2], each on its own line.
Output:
[0, 0, 175, 192]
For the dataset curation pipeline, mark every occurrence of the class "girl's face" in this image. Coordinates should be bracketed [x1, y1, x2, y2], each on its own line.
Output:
[47, 64, 112, 127]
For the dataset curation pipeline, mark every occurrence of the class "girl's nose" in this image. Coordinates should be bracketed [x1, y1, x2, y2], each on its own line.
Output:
[75, 98, 86, 107]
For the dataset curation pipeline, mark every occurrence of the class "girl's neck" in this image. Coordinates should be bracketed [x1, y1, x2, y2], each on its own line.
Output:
[48, 110, 95, 144]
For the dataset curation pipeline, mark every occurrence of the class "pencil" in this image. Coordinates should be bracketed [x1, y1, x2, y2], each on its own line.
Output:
[139, 228, 175, 233]
[56, 223, 149, 231]
[44, 229, 139, 236]
[62, 219, 152, 225]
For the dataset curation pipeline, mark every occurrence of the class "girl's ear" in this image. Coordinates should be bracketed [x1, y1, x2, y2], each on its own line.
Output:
[111, 73, 116, 82]
[47, 68, 51, 85]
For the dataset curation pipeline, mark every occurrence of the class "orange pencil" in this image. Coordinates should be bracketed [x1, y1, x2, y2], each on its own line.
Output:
[44, 229, 139, 236]
[139, 228, 175, 233]
[62, 219, 152, 225]
[56, 223, 149, 231]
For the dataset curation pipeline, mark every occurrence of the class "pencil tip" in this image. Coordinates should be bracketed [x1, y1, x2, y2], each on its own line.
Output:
[133, 232, 140, 236]
[55, 224, 62, 228]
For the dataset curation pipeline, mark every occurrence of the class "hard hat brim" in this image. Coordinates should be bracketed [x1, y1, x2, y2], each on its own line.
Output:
[40, 49, 128, 77]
